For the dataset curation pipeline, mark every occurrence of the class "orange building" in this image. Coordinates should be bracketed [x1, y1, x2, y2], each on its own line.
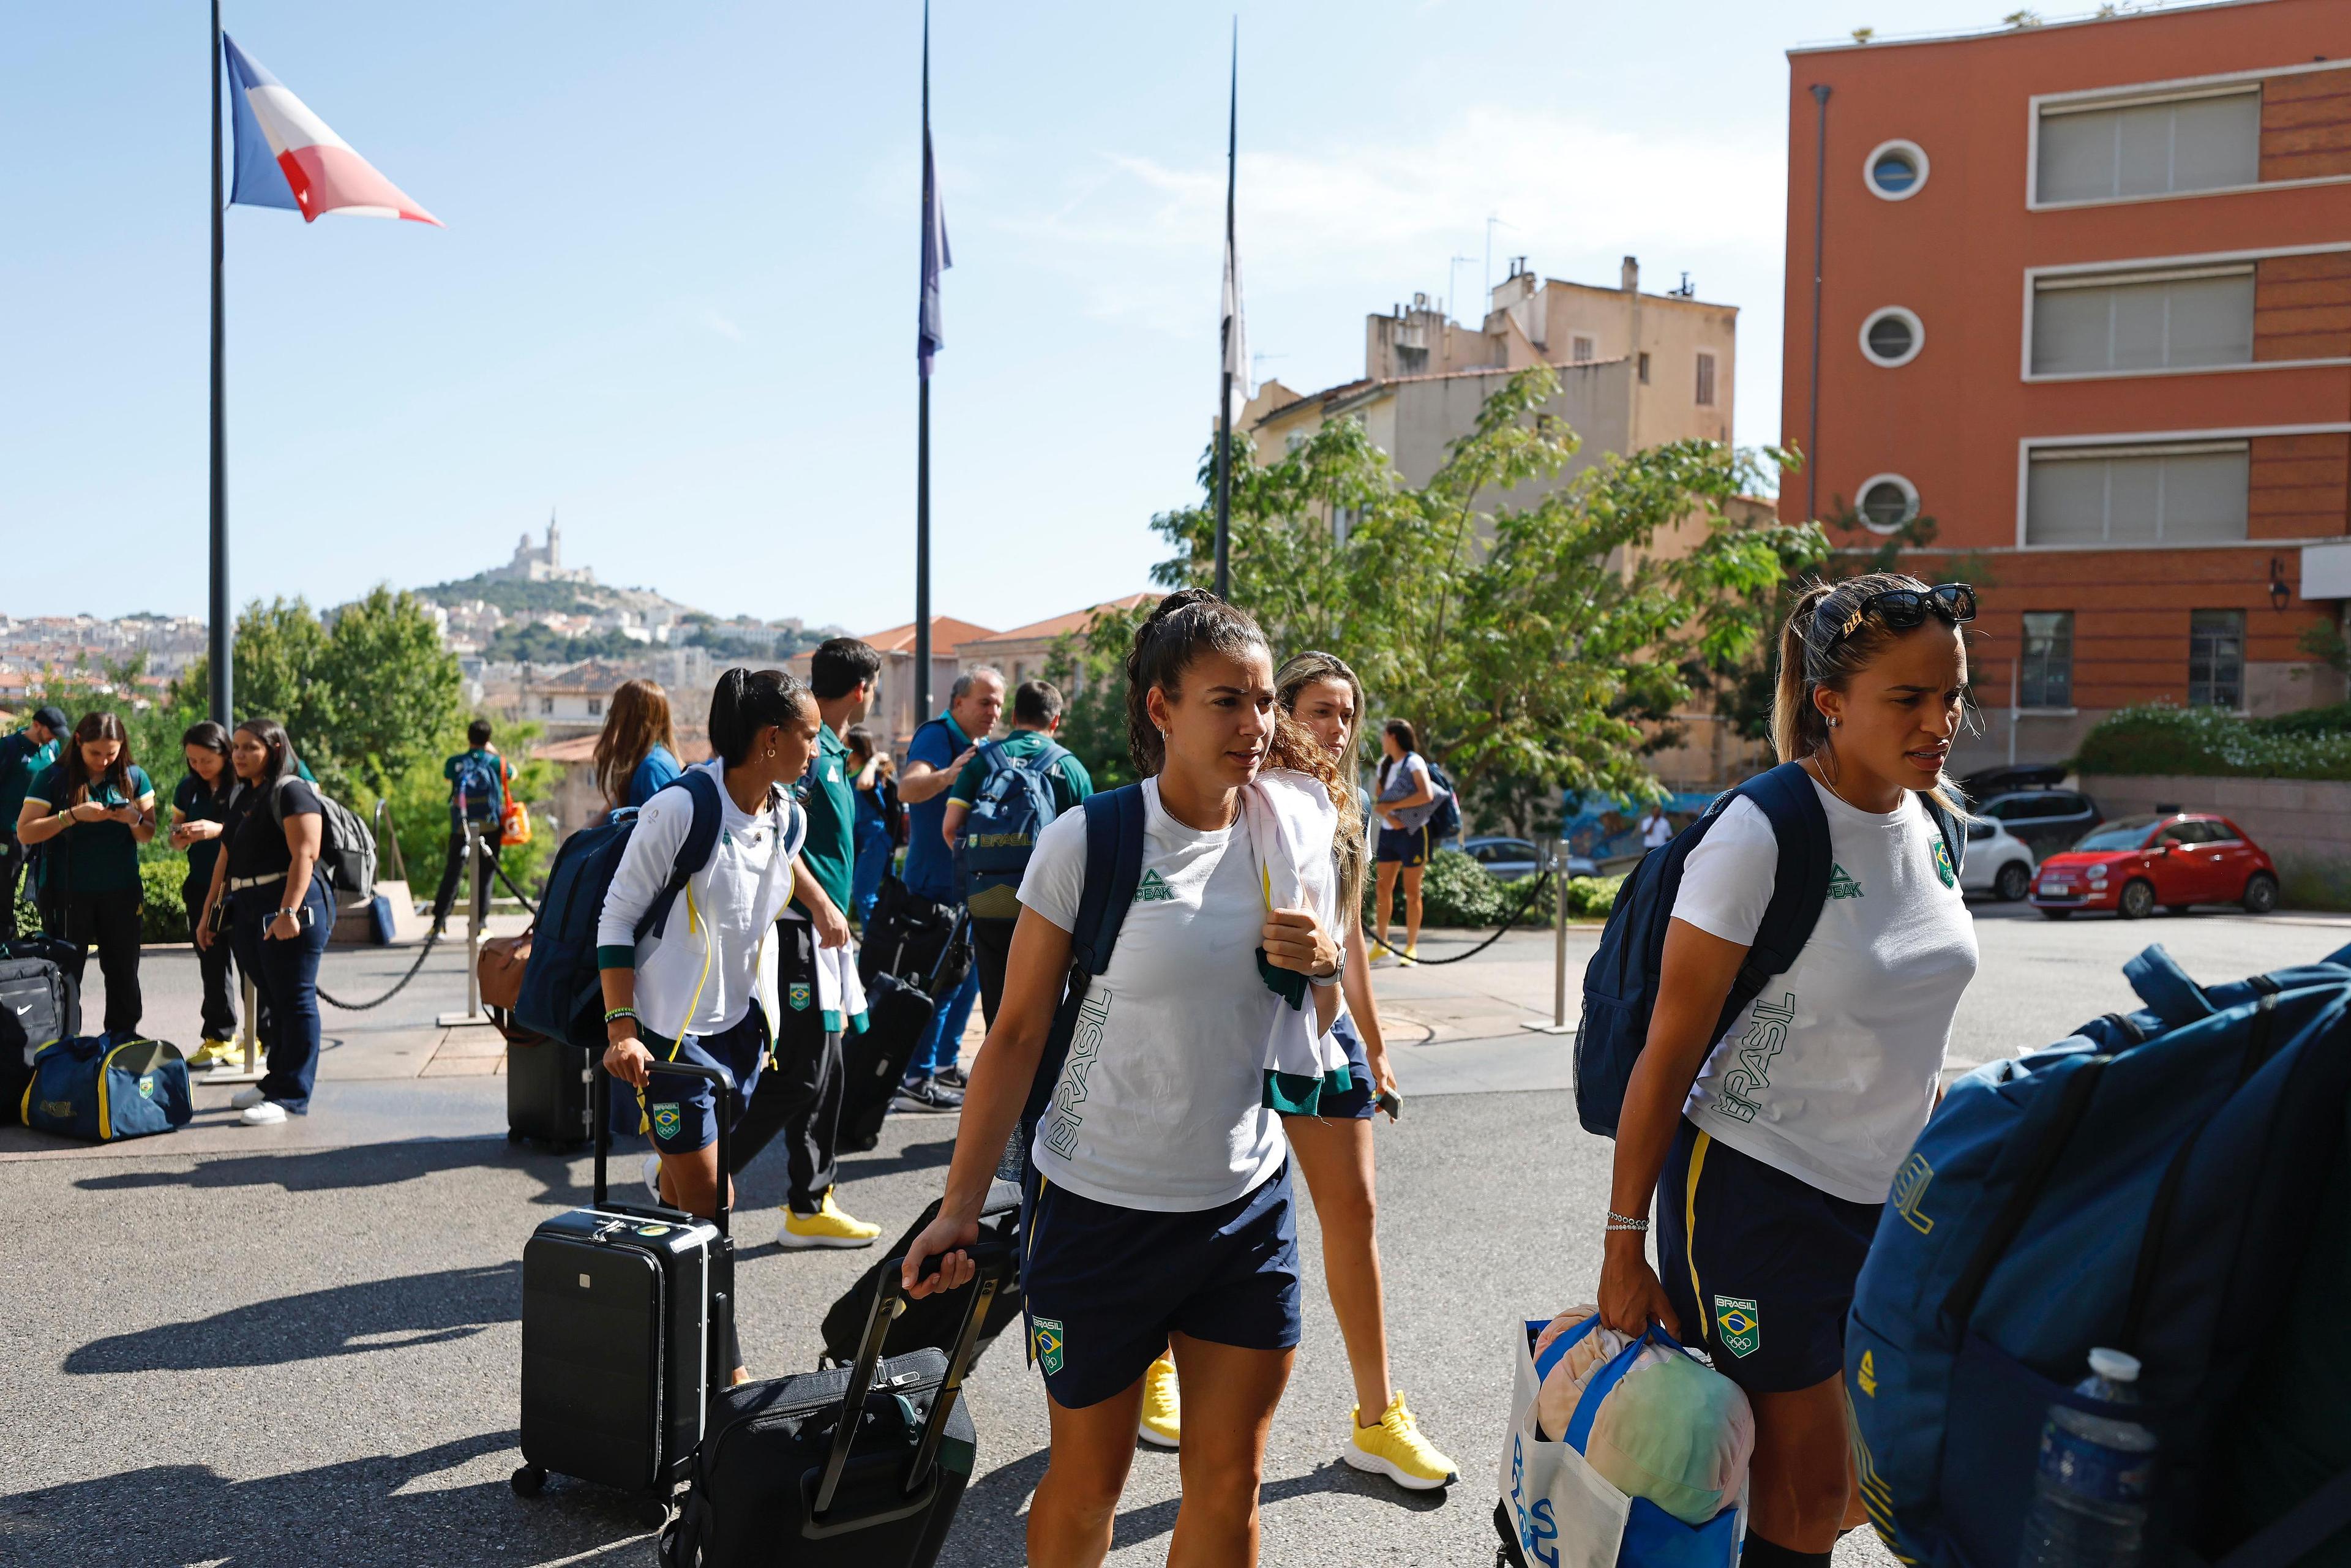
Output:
[1780, 0, 2351, 771]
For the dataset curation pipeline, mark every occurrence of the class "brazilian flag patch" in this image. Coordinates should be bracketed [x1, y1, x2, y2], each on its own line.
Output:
[1714, 1296, 1761, 1359]
[1932, 838, 1956, 889]
[1032, 1316, 1065, 1376]
[651, 1102, 683, 1141]
[787, 982, 812, 1012]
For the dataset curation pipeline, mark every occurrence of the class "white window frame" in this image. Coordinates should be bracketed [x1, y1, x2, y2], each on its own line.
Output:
[2027, 59, 2351, 211]
[1859, 306, 1925, 368]
[1864, 139, 1930, 202]
[2020, 242, 2351, 382]
[1856, 472, 1920, 535]
[2013, 422, 2351, 550]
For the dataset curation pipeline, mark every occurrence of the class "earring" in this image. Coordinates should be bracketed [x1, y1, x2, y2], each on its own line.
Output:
[1827, 717, 1840, 729]
[765, 746, 776, 759]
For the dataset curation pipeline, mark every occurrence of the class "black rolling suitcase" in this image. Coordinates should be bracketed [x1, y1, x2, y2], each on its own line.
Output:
[819, 1179, 1022, 1368]
[836, 971, 935, 1153]
[506, 1035, 594, 1148]
[512, 1059, 737, 1525]
[0, 945, 79, 1113]
[661, 1242, 1014, 1568]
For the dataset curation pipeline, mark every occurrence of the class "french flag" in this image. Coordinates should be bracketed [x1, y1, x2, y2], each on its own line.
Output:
[223, 35, 441, 227]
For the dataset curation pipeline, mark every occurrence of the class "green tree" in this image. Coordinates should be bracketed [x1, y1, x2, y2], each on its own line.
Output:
[1144, 366, 1824, 825]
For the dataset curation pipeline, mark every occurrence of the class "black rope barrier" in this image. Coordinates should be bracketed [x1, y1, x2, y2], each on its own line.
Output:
[1371, 864, 1559, 967]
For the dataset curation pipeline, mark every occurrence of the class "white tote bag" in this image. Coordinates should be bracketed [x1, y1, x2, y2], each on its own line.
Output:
[1494, 1318, 1747, 1568]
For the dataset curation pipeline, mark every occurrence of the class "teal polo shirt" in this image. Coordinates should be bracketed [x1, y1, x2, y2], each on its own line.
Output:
[793, 722, 855, 918]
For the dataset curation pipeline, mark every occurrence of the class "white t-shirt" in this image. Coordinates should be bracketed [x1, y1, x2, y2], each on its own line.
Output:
[1671, 777, 1978, 1204]
[1016, 778, 1288, 1212]
[1642, 812, 1674, 849]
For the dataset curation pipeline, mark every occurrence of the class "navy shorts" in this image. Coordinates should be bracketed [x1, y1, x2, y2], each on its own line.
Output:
[1374, 824, 1430, 866]
[1021, 1163, 1303, 1409]
[1295, 1014, 1377, 1121]
[605, 1010, 770, 1156]
[1655, 1117, 1881, 1394]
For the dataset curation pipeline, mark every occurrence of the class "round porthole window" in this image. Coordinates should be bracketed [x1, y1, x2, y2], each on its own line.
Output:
[1857, 473, 1921, 533]
[1864, 139, 1929, 201]
[1860, 306, 1924, 367]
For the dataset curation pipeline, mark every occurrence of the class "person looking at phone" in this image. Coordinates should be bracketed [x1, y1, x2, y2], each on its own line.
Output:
[195, 719, 331, 1125]
[16, 711, 155, 1035]
[170, 721, 242, 1065]
[904, 590, 1346, 1568]
[0, 704, 67, 940]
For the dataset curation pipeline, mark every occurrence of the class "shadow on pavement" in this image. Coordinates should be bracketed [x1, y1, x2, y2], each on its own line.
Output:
[936, 1447, 1450, 1563]
[0, 1433, 647, 1568]
[72, 1136, 588, 1205]
[834, 1134, 959, 1182]
[66, 1262, 518, 1375]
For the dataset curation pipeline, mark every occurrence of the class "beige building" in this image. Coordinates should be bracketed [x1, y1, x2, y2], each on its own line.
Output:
[954, 593, 1158, 695]
[790, 616, 1000, 746]
[1248, 256, 1736, 501]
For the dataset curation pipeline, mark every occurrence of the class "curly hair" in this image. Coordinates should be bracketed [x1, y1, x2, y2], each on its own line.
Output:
[1275, 650, 1370, 918]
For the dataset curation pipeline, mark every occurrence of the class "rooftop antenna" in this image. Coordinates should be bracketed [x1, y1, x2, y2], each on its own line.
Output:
[1449, 255, 1477, 322]
[1483, 212, 1511, 306]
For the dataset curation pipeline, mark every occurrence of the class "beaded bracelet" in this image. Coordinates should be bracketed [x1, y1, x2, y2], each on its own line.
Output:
[1604, 1210, 1650, 1233]
[603, 1007, 637, 1024]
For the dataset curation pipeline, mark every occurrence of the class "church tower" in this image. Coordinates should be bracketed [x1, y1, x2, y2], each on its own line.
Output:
[546, 508, 561, 568]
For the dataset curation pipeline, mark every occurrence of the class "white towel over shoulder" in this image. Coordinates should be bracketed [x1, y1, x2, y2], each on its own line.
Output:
[1240, 768, 1351, 1098]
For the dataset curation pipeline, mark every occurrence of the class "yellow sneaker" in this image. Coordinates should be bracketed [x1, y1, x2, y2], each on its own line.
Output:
[1401, 942, 1420, 965]
[1343, 1391, 1457, 1490]
[187, 1037, 241, 1067]
[776, 1189, 882, 1250]
[1137, 1353, 1180, 1448]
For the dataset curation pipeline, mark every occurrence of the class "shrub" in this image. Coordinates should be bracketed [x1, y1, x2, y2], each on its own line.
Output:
[139, 857, 193, 943]
[1564, 875, 1626, 921]
[2074, 703, 2351, 782]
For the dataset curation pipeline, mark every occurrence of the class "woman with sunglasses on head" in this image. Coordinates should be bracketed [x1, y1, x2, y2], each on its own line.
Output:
[901, 590, 1348, 1568]
[1596, 573, 1980, 1567]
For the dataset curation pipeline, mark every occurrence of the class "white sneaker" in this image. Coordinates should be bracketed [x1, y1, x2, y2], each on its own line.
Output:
[239, 1101, 288, 1126]
[643, 1153, 664, 1203]
[230, 1087, 268, 1110]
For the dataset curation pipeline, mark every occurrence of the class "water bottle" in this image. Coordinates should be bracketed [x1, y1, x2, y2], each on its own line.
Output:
[2016, 1348, 2158, 1568]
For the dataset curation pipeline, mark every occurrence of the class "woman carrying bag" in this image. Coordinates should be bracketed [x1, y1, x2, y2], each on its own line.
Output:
[15, 711, 155, 1037]
[903, 590, 1348, 1568]
[197, 719, 332, 1125]
[1597, 572, 1979, 1566]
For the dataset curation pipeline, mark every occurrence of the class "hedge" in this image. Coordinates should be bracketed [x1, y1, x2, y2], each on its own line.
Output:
[1363, 848, 1625, 929]
[2074, 703, 2351, 782]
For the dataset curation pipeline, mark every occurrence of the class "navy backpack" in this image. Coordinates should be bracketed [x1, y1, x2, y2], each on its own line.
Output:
[954, 739, 1074, 923]
[514, 770, 725, 1051]
[1846, 941, 2351, 1567]
[1575, 761, 1965, 1138]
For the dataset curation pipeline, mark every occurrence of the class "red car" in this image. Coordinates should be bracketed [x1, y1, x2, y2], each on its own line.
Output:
[2030, 813, 2280, 920]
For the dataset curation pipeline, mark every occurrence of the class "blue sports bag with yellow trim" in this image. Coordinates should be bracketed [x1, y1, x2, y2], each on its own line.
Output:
[21, 1034, 192, 1141]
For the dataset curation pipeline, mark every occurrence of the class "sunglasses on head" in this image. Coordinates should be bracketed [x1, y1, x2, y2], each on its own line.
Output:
[1823, 583, 1977, 648]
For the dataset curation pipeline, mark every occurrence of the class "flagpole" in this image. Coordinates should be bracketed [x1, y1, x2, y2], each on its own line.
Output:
[1213, 18, 1236, 600]
[914, 0, 933, 732]
[208, 0, 232, 724]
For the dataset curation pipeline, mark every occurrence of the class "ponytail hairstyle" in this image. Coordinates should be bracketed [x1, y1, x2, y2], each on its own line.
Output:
[707, 667, 812, 768]
[1772, 572, 1971, 816]
[1276, 650, 1370, 920]
[1377, 718, 1419, 789]
[231, 718, 298, 790]
[181, 719, 233, 786]
[1122, 588, 1274, 776]
[62, 711, 134, 801]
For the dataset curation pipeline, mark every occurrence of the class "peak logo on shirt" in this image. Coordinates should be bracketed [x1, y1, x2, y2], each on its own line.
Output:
[1826, 863, 1865, 900]
[1133, 869, 1174, 904]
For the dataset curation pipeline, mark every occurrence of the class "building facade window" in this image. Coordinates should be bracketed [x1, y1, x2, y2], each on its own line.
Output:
[1859, 306, 1924, 367]
[539, 697, 554, 716]
[1637, 351, 1651, 384]
[1864, 139, 1930, 200]
[2188, 609, 2246, 709]
[1694, 351, 1717, 406]
[2035, 88, 2260, 204]
[2019, 611, 2074, 708]
[587, 697, 603, 716]
[2024, 441, 2249, 545]
[1570, 334, 1595, 363]
[1857, 473, 1920, 532]
[2030, 265, 2254, 375]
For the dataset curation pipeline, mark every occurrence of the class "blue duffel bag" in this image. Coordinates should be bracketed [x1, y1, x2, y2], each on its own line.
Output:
[20, 1035, 193, 1141]
[1846, 940, 2351, 1567]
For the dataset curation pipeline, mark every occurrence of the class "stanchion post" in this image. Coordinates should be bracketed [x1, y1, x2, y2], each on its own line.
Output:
[437, 819, 493, 1027]
[1521, 835, 1576, 1035]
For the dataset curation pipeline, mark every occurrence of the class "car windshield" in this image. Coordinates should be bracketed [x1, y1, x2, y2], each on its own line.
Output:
[2072, 816, 2160, 853]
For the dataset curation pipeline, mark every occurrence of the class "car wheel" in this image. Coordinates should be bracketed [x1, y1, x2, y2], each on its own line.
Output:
[2243, 872, 2280, 915]
[2038, 907, 2072, 920]
[1994, 862, 2031, 902]
[2118, 879, 2156, 920]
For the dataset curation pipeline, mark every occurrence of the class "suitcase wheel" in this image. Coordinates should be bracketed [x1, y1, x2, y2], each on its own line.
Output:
[509, 1463, 545, 1497]
[637, 1497, 672, 1530]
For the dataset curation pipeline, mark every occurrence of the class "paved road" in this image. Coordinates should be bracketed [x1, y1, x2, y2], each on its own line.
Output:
[7, 902, 2342, 1564]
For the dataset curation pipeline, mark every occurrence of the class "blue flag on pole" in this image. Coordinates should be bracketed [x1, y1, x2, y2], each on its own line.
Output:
[918, 127, 951, 378]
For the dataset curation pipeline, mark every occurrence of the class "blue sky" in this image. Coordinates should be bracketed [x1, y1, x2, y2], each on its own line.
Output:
[4, 1, 2145, 634]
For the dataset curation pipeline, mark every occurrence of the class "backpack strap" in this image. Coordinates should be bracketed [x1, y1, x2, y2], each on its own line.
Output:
[631, 768, 724, 943]
[2215, 1464, 2351, 1568]
[1924, 794, 1968, 880]
[1021, 785, 1147, 1144]
[1722, 761, 1832, 1030]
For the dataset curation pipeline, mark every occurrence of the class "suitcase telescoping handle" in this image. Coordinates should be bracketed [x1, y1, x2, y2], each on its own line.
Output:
[588, 1056, 737, 1237]
[809, 1240, 1018, 1524]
